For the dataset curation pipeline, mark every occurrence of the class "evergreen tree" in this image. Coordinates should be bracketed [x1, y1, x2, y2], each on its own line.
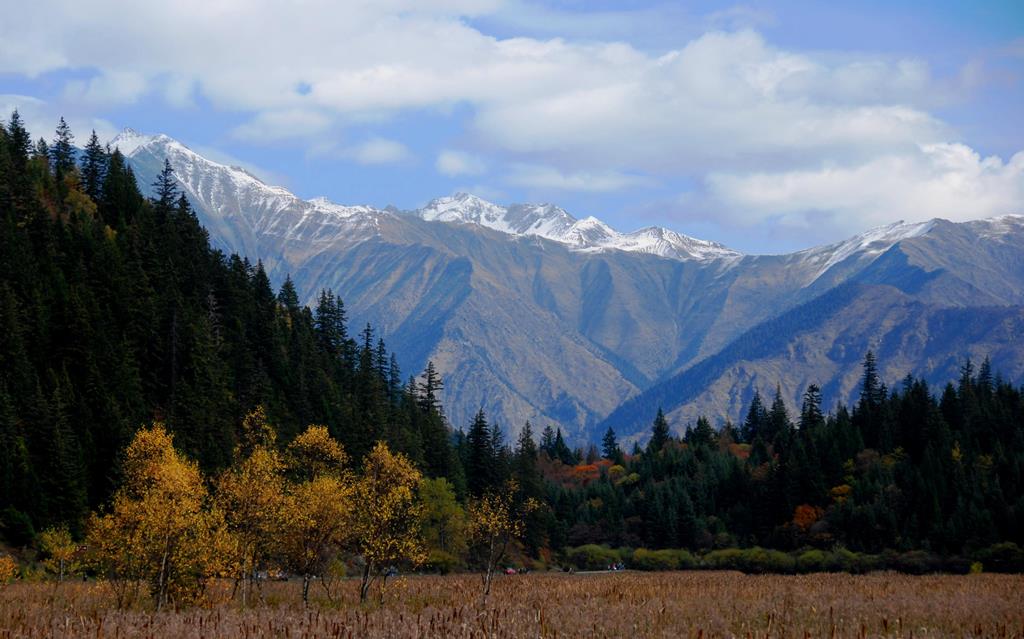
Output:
[601, 426, 622, 463]
[552, 428, 576, 465]
[465, 409, 493, 496]
[741, 390, 768, 443]
[152, 158, 178, 215]
[79, 130, 107, 201]
[50, 117, 75, 176]
[539, 425, 557, 457]
[648, 408, 670, 453]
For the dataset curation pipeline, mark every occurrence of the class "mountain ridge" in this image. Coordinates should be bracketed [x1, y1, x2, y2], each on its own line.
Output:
[113, 128, 1024, 443]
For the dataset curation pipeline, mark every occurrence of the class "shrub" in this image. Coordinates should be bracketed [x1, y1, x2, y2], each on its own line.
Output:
[422, 550, 459, 575]
[891, 550, 943, 575]
[796, 549, 829, 573]
[703, 548, 743, 570]
[738, 547, 795, 574]
[0, 555, 18, 584]
[565, 545, 620, 571]
[973, 542, 1024, 573]
[631, 549, 695, 571]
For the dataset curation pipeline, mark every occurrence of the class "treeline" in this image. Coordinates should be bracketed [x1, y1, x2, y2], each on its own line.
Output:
[546, 352, 1024, 557]
[2, 114, 1023, 580]
[0, 114, 459, 542]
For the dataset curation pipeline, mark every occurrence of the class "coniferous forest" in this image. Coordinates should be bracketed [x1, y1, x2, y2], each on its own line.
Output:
[1, 114, 1023, 579]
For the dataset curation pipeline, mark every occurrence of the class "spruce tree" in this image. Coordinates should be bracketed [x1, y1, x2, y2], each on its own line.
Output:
[601, 426, 621, 462]
[465, 409, 493, 496]
[649, 408, 670, 453]
[79, 130, 107, 201]
[50, 117, 75, 177]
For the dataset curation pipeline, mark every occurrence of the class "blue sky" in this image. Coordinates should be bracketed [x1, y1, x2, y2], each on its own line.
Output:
[1, 1, 1022, 253]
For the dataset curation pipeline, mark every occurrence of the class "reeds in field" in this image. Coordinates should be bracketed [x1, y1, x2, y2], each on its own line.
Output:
[1, 571, 1022, 638]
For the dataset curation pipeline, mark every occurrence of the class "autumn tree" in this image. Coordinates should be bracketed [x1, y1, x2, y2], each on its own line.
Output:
[0, 555, 18, 585]
[278, 424, 352, 605]
[350, 441, 426, 603]
[214, 407, 286, 606]
[86, 424, 224, 610]
[466, 479, 538, 602]
[38, 526, 79, 583]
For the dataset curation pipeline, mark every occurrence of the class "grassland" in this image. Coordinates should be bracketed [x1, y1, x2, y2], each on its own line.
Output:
[1, 571, 1022, 638]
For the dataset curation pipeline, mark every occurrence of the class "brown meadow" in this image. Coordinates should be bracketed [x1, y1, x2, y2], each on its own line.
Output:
[1, 571, 1022, 638]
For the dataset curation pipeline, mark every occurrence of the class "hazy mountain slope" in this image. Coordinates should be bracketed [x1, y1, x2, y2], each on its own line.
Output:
[117, 129, 1024, 440]
[599, 234, 1024, 441]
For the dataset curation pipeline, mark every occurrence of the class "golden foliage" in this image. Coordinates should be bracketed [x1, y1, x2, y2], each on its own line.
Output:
[215, 424, 286, 605]
[287, 425, 349, 480]
[0, 556, 17, 584]
[351, 442, 426, 602]
[38, 526, 80, 582]
[85, 423, 224, 609]
[277, 474, 353, 603]
[466, 480, 539, 597]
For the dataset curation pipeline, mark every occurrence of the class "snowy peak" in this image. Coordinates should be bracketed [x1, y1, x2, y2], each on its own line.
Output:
[418, 192, 738, 261]
[796, 218, 940, 284]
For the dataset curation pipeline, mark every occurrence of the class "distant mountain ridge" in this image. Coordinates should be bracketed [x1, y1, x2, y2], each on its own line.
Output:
[113, 129, 1024, 444]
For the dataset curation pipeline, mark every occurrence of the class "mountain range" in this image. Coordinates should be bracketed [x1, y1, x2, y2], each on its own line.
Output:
[113, 129, 1024, 444]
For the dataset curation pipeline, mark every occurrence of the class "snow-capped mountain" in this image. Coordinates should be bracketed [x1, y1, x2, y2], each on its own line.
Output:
[114, 128, 1024, 443]
[418, 193, 740, 261]
[111, 129, 738, 262]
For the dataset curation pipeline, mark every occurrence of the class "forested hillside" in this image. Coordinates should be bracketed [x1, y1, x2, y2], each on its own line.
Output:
[1, 115, 1022, 571]
[0, 113, 457, 540]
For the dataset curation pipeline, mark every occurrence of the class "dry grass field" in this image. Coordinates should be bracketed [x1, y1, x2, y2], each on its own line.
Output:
[1, 571, 1022, 638]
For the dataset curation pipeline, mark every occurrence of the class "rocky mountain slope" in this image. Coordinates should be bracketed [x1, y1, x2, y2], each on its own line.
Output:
[115, 129, 1024, 442]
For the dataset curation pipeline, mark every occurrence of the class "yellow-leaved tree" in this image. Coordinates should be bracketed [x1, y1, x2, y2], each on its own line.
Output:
[0, 555, 17, 585]
[278, 425, 352, 605]
[214, 407, 286, 607]
[86, 424, 225, 610]
[351, 441, 426, 603]
[467, 479, 539, 601]
[38, 526, 80, 583]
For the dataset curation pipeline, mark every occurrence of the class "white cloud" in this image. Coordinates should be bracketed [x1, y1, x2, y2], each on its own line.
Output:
[506, 164, 653, 192]
[705, 143, 1024, 232]
[436, 149, 486, 176]
[0, 94, 119, 145]
[1, 1, 1020, 233]
[231, 109, 334, 142]
[63, 70, 148, 106]
[346, 137, 412, 165]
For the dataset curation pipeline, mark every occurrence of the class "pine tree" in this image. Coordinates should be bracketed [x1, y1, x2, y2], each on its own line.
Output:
[553, 428, 576, 465]
[741, 390, 768, 443]
[688, 416, 715, 449]
[539, 425, 556, 457]
[649, 408, 670, 453]
[278, 275, 300, 311]
[79, 130, 107, 201]
[799, 384, 824, 431]
[152, 158, 178, 215]
[465, 409, 493, 496]
[50, 117, 75, 176]
[601, 426, 621, 462]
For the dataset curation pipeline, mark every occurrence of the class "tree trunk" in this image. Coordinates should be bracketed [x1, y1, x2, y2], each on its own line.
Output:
[302, 573, 311, 606]
[359, 561, 373, 603]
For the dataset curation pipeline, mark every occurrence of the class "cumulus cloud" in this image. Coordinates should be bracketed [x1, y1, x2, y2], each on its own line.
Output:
[705, 144, 1024, 232]
[345, 137, 412, 165]
[506, 164, 654, 192]
[436, 150, 486, 177]
[1, 1, 1020, 231]
[63, 70, 148, 106]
